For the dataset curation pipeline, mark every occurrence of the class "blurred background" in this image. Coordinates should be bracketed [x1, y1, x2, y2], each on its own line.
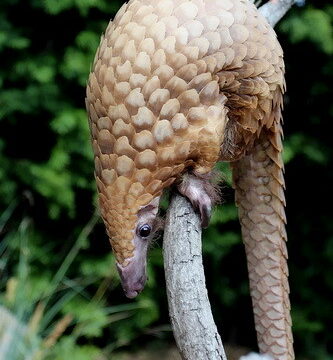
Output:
[0, 0, 332, 359]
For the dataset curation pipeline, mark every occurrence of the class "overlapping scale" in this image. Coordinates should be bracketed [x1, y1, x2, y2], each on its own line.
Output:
[86, 2, 289, 357]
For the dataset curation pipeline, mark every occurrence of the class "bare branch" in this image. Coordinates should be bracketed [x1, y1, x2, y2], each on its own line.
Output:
[258, 0, 298, 27]
[163, 193, 227, 360]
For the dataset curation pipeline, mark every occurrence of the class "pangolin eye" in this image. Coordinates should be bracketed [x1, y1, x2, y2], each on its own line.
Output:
[138, 224, 151, 238]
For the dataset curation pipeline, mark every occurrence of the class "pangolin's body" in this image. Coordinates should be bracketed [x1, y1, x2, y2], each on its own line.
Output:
[86, 0, 293, 359]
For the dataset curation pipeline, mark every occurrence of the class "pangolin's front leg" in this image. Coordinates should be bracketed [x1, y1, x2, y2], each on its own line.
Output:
[232, 125, 294, 360]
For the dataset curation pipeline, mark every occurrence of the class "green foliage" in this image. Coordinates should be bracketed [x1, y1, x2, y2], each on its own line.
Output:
[0, 0, 333, 359]
[0, 0, 118, 219]
[280, 7, 333, 54]
[47, 337, 101, 360]
[283, 133, 329, 164]
[0, 209, 142, 359]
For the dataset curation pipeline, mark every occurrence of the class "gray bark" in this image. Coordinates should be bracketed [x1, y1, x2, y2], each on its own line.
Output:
[163, 194, 227, 360]
[162, 2, 299, 359]
[258, 0, 299, 27]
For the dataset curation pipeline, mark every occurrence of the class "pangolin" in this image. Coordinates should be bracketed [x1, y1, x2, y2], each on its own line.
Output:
[86, 0, 293, 359]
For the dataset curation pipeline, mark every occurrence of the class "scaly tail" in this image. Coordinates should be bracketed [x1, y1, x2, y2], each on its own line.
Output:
[232, 123, 294, 359]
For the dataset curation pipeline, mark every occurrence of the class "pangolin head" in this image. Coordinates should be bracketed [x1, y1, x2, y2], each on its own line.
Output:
[86, 0, 230, 297]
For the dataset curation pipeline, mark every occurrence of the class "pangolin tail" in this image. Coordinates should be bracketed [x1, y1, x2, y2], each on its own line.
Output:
[232, 124, 294, 359]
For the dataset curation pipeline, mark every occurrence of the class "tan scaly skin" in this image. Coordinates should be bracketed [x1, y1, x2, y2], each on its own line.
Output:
[86, 0, 293, 358]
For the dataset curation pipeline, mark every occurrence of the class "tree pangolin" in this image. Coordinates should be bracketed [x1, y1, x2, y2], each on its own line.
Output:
[86, 0, 293, 359]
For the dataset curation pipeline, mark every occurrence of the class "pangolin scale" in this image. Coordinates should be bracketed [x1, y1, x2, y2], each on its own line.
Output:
[86, 0, 293, 358]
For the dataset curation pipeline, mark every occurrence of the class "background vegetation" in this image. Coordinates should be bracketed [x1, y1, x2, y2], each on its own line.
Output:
[0, 0, 332, 359]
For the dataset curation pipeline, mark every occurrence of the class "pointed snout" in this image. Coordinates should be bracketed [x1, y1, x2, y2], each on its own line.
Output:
[116, 261, 147, 298]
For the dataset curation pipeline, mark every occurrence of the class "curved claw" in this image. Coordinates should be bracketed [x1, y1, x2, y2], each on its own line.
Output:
[199, 201, 212, 228]
[178, 174, 213, 228]
[190, 196, 212, 228]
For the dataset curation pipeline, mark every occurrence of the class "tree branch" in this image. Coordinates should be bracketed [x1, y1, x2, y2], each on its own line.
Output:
[258, 0, 299, 27]
[162, 1, 299, 359]
[163, 193, 227, 360]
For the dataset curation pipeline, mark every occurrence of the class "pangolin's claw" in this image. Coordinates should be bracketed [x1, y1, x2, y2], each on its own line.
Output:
[178, 174, 213, 228]
[199, 202, 212, 228]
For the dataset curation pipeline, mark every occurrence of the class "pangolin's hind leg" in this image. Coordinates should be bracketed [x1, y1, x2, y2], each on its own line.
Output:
[178, 173, 220, 228]
[232, 127, 294, 360]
